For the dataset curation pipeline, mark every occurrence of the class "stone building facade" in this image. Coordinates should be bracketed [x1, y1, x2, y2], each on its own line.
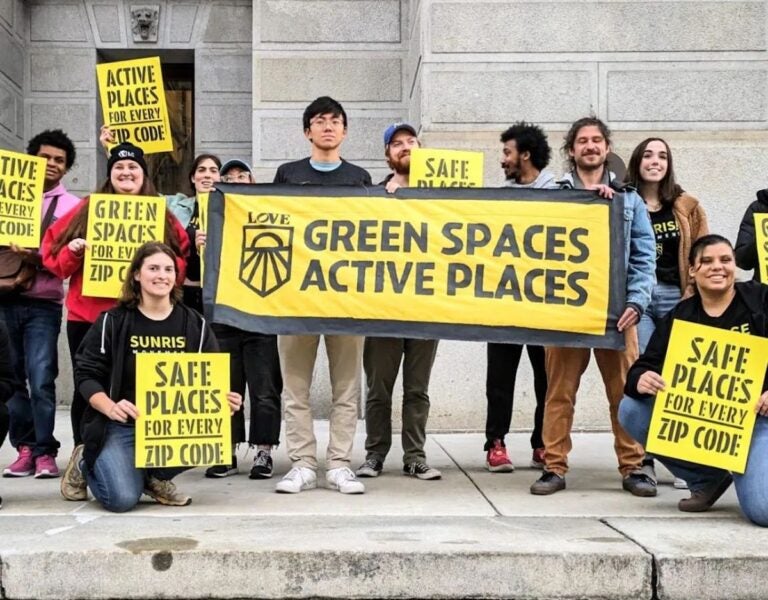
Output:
[1, 0, 767, 431]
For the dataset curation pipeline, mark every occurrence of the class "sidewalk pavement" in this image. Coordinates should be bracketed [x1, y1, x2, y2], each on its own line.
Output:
[0, 410, 765, 600]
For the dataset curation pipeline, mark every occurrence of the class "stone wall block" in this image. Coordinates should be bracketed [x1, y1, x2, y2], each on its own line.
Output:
[30, 101, 94, 142]
[198, 51, 251, 93]
[0, 32, 23, 85]
[30, 3, 88, 42]
[259, 57, 402, 102]
[203, 3, 251, 42]
[90, 3, 122, 43]
[0, 0, 13, 27]
[168, 3, 198, 43]
[0, 83, 15, 133]
[197, 103, 251, 145]
[260, 0, 400, 43]
[30, 51, 94, 93]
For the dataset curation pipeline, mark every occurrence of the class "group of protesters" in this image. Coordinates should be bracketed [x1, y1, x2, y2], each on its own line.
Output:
[0, 95, 766, 526]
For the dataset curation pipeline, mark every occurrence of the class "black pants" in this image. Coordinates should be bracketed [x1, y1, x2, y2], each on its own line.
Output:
[485, 343, 547, 451]
[212, 324, 282, 447]
[67, 320, 94, 445]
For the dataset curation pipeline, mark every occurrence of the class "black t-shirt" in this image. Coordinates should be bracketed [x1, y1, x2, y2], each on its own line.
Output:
[650, 204, 680, 286]
[184, 200, 201, 282]
[699, 293, 753, 334]
[120, 305, 187, 405]
[273, 158, 372, 186]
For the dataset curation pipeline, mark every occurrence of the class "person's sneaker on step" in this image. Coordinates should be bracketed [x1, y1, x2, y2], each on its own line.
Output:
[205, 455, 238, 478]
[486, 439, 514, 472]
[530, 447, 545, 470]
[249, 450, 273, 479]
[3, 445, 34, 477]
[34, 454, 59, 479]
[60, 444, 87, 501]
[403, 461, 441, 480]
[530, 471, 566, 495]
[326, 466, 365, 494]
[678, 474, 732, 513]
[144, 477, 191, 506]
[622, 472, 658, 497]
[275, 466, 317, 493]
[673, 477, 689, 490]
[355, 457, 383, 478]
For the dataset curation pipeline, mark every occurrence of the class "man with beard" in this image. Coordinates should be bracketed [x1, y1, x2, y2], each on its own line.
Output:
[484, 123, 556, 474]
[355, 123, 441, 480]
[530, 117, 657, 497]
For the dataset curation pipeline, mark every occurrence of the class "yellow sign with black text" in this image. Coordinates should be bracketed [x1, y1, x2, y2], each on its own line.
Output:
[206, 188, 620, 345]
[409, 148, 484, 188]
[646, 320, 768, 473]
[0, 149, 46, 246]
[96, 56, 173, 154]
[82, 194, 165, 298]
[135, 353, 231, 468]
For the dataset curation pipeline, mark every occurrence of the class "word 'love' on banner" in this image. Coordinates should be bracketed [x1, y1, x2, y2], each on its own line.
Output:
[0, 149, 46, 246]
[409, 148, 484, 188]
[135, 353, 231, 468]
[96, 56, 173, 154]
[202, 185, 627, 349]
[753, 214, 768, 282]
[646, 320, 768, 473]
[82, 194, 165, 298]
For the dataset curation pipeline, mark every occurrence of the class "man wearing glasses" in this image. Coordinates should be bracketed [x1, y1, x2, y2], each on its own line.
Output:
[273, 96, 372, 494]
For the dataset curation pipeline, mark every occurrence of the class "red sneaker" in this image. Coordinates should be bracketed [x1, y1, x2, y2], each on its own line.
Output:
[530, 447, 546, 469]
[485, 440, 514, 472]
[3, 446, 34, 477]
[34, 454, 60, 479]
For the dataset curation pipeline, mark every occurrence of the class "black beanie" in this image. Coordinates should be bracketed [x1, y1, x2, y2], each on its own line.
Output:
[107, 143, 148, 176]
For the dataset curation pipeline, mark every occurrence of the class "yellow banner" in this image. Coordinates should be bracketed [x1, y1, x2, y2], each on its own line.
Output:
[0, 150, 46, 247]
[135, 353, 231, 468]
[96, 56, 173, 154]
[82, 194, 166, 298]
[646, 320, 768, 473]
[211, 191, 612, 338]
[754, 214, 768, 282]
[409, 148, 484, 188]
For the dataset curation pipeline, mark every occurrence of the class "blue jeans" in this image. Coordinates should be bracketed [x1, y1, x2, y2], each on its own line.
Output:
[85, 422, 186, 513]
[0, 299, 62, 456]
[637, 283, 681, 354]
[619, 395, 768, 526]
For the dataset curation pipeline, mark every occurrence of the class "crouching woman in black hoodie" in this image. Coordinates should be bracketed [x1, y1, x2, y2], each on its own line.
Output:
[67, 242, 241, 512]
[619, 234, 768, 526]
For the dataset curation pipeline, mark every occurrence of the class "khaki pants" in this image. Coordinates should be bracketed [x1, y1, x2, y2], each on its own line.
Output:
[278, 334, 363, 470]
[542, 328, 644, 477]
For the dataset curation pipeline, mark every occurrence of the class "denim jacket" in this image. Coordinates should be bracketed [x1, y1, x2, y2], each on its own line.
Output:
[558, 170, 656, 314]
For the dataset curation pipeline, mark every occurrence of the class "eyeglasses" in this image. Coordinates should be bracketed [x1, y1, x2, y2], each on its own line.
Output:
[310, 117, 344, 129]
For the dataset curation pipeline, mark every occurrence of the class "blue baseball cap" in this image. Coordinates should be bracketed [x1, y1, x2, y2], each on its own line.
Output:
[383, 122, 418, 146]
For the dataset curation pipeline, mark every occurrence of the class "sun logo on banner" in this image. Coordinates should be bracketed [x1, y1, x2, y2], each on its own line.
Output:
[239, 225, 293, 297]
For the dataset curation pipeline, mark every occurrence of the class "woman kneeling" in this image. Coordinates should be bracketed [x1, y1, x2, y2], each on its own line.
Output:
[620, 234, 768, 526]
[71, 242, 241, 512]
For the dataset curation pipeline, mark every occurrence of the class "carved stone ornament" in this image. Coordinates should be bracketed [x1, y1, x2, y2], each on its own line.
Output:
[131, 5, 160, 42]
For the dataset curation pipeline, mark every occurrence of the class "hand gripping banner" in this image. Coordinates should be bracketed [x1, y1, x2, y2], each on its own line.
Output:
[202, 185, 627, 349]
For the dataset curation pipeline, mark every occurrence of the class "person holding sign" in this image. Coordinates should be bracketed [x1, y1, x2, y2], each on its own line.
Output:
[531, 117, 657, 497]
[0, 320, 15, 507]
[64, 242, 242, 512]
[1, 130, 80, 479]
[735, 186, 768, 283]
[620, 235, 768, 525]
[41, 143, 188, 499]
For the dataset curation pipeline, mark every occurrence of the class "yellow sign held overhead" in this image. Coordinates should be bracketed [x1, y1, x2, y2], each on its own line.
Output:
[409, 148, 484, 188]
[96, 56, 173, 154]
[646, 320, 768, 473]
[82, 194, 166, 298]
[0, 149, 46, 247]
[135, 353, 231, 468]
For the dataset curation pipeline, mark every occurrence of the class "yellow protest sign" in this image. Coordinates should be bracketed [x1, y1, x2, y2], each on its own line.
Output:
[198, 192, 209, 284]
[0, 149, 46, 246]
[96, 56, 173, 154]
[135, 353, 231, 468]
[409, 148, 484, 188]
[82, 194, 165, 298]
[646, 320, 768, 473]
[753, 214, 768, 282]
[202, 186, 627, 348]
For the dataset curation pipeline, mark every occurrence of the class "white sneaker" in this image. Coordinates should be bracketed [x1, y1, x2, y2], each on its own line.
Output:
[673, 477, 689, 490]
[326, 467, 365, 494]
[275, 466, 317, 493]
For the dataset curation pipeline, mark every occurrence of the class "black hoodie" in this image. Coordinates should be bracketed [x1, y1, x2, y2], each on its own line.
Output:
[735, 189, 768, 282]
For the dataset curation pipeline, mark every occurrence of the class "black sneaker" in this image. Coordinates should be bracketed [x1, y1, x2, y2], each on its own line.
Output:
[530, 471, 566, 495]
[623, 472, 658, 497]
[403, 462, 441, 480]
[355, 457, 383, 478]
[205, 455, 238, 478]
[249, 450, 273, 479]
